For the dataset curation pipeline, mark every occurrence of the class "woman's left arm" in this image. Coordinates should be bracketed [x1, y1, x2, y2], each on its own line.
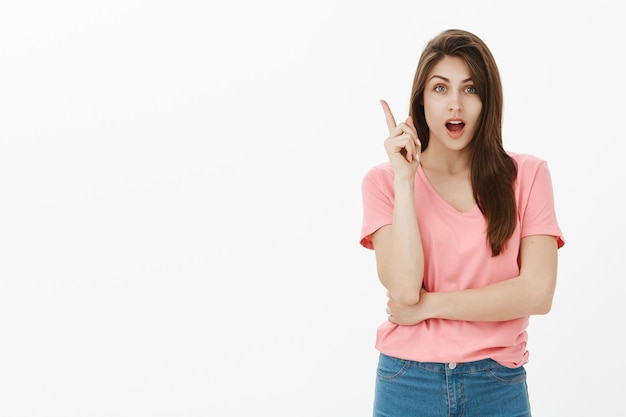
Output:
[387, 234, 559, 325]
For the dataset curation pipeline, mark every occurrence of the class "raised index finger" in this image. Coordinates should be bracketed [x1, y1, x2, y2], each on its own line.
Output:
[380, 100, 397, 134]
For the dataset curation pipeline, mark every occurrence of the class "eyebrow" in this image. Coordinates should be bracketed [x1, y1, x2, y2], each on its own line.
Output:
[429, 75, 473, 83]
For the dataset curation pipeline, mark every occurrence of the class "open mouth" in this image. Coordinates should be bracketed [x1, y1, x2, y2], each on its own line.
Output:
[446, 121, 465, 132]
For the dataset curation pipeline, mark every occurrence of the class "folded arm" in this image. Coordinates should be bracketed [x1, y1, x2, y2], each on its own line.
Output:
[387, 234, 559, 324]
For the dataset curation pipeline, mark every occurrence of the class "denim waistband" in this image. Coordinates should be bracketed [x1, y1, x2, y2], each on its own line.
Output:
[385, 355, 508, 374]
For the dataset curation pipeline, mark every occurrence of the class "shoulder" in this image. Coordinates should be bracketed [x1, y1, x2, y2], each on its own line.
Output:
[508, 151, 547, 169]
[362, 162, 394, 185]
[508, 151, 557, 202]
[508, 152, 551, 179]
[364, 161, 393, 176]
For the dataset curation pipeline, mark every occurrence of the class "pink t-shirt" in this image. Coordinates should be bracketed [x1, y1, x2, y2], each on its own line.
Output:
[360, 153, 565, 367]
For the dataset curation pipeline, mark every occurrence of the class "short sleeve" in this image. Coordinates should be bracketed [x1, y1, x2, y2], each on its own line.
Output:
[359, 164, 395, 250]
[518, 159, 565, 248]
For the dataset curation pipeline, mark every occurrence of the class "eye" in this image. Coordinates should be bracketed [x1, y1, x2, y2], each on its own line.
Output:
[434, 85, 446, 93]
[465, 86, 477, 94]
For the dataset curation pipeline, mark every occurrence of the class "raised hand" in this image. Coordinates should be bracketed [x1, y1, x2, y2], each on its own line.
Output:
[380, 100, 421, 180]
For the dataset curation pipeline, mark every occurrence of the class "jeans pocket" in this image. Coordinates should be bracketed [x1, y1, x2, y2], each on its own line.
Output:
[486, 362, 527, 384]
[376, 354, 410, 381]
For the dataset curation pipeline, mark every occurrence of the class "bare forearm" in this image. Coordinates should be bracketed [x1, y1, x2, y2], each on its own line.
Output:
[374, 179, 424, 304]
[429, 236, 558, 321]
[428, 275, 555, 322]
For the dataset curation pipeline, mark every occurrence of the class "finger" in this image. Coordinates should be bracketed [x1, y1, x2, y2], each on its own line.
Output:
[404, 117, 418, 140]
[401, 135, 415, 162]
[396, 123, 417, 142]
[404, 116, 421, 153]
[380, 100, 397, 134]
[385, 133, 415, 161]
[400, 133, 417, 162]
[406, 116, 416, 130]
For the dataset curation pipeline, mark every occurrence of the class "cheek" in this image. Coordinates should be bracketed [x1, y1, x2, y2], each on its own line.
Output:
[472, 106, 483, 125]
[422, 99, 439, 127]
[423, 109, 435, 130]
[470, 98, 483, 117]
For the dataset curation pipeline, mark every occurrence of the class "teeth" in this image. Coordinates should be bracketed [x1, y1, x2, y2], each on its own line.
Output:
[448, 121, 462, 124]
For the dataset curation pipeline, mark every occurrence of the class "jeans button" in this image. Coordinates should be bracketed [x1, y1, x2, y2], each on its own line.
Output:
[448, 362, 457, 369]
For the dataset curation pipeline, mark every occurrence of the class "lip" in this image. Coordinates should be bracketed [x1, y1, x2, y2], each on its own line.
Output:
[445, 118, 466, 139]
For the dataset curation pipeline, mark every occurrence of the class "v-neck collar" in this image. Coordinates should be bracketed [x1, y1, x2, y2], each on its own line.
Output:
[416, 165, 481, 216]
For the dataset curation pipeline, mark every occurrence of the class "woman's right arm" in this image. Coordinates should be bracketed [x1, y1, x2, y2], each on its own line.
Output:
[372, 100, 424, 305]
[371, 179, 424, 305]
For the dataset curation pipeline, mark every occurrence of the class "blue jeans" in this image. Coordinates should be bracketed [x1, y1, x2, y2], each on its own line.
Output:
[373, 353, 531, 417]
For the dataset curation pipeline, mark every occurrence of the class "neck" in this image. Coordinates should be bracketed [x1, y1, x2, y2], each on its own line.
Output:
[420, 148, 471, 176]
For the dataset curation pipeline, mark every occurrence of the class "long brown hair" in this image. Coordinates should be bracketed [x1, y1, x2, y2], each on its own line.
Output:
[409, 29, 517, 256]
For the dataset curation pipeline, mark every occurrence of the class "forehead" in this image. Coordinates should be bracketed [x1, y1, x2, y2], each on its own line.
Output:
[427, 56, 472, 81]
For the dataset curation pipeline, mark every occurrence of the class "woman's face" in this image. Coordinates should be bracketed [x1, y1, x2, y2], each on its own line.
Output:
[422, 56, 482, 153]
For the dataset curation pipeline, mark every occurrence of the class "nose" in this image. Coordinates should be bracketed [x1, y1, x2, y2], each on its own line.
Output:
[448, 92, 463, 111]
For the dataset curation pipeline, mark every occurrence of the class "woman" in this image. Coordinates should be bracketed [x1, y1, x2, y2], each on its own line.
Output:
[359, 29, 564, 416]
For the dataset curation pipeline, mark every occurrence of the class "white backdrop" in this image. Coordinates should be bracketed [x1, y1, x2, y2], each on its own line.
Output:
[0, 1, 622, 416]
